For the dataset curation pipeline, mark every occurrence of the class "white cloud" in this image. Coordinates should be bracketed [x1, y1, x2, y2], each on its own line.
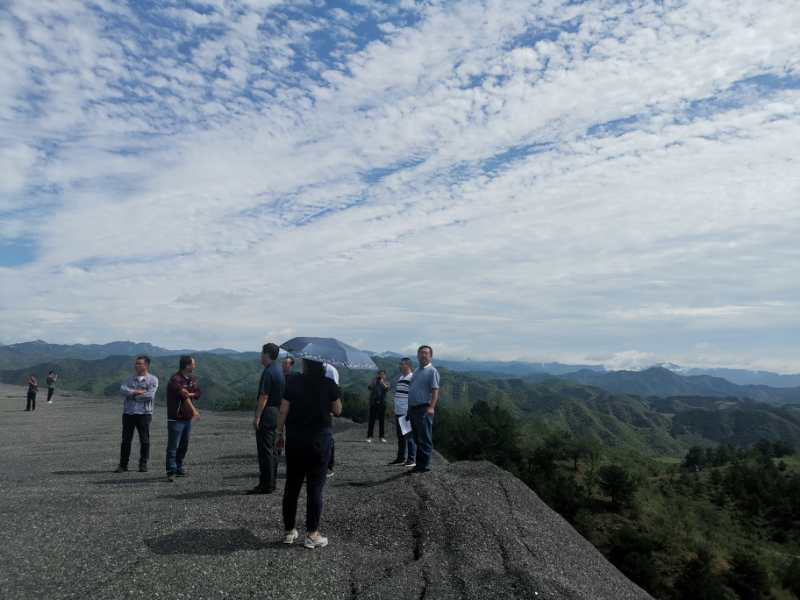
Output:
[0, 0, 798, 372]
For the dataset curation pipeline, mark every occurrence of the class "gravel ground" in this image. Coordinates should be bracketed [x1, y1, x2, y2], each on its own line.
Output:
[0, 383, 652, 600]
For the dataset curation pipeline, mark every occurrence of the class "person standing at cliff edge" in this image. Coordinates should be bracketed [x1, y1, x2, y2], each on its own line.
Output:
[165, 355, 201, 482]
[323, 363, 340, 478]
[25, 375, 38, 411]
[276, 358, 341, 549]
[115, 356, 158, 473]
[247, 343, 285, 495]
[46, 371, 58, 404]
[388, 357, 416, 467]
[407, 345, 440, 474]
[366, 370, 389, 443]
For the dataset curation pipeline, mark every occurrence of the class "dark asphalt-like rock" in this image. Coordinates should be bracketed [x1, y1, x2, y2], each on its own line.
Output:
[0, 384, 652, 600]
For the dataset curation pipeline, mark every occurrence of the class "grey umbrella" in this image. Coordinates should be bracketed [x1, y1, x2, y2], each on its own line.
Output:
[280, 337, 377, 370]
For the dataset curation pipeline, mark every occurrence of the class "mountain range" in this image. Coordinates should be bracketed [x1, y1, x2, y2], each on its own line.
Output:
[3, 343, 800, 454]
[558, 366, 800, 405]
[4, 340, 799, 387]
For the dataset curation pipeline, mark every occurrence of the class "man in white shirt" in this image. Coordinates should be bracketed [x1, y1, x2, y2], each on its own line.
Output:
[389, 358, 416, 467]
[324, 363, 340, 477]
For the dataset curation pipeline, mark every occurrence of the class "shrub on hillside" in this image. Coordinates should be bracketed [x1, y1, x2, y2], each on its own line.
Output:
[598, 464, 638, 509]
[672, 548, 737, 600]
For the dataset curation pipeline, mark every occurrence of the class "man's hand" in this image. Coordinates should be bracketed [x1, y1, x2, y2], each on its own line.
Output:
[253, 417, 260, 431]
[426, 405, 435, 416]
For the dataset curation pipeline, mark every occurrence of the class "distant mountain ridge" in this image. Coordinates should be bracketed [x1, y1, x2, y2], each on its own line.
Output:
[4, 351, 800, 454]
[4, 340, 800, 405]
[560, 366, 800, 405]
[0, 340, 241, 369]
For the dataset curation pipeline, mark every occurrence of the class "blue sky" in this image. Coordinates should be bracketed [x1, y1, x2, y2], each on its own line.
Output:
[1, 0, 799, 371]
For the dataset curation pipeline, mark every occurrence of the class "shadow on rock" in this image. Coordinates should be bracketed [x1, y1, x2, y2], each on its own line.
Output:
[346, 472, 407, 488]
[92, 477, 163, 485]
[159, 490, 245, 500]
[54, 469, 109, 475]
[223, 473, 285, 481]
[145, 528, 272, 555]
[217, 454, 257, 461]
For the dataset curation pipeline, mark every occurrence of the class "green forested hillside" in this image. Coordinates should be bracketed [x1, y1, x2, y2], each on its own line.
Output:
[7, 354, 800, 457]
[0, 353, 262, 410]
[561, 367, 800, 405]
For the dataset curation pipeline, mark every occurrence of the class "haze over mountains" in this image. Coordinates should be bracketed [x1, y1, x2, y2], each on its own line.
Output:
[3, 340, 799, 387]
[3, 339, 800, 455]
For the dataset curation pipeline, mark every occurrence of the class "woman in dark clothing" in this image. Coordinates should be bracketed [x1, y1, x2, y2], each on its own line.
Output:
[26, 375, 38, 411]
[276, 359, 342, 549]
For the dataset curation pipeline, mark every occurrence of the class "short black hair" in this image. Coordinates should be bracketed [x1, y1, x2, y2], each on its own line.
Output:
[135, 355, 151, 366]
[400, 357, 412, 366]
[179, 355, 194, 370]
[418, 345, 433, 356]
[262, 343, 280, 360]
[303, 359, 325, 380]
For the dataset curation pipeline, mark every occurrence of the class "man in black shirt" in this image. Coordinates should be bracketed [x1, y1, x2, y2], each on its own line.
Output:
[366, 370, 389, 443]
[25, 375, 38, 411]
[247, 343, 285, 495]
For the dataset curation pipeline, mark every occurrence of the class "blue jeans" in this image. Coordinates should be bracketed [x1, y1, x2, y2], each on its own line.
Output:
[395, 415, 416, 462]
[409, 405, 434, 471]
[166, 420, 192, 474]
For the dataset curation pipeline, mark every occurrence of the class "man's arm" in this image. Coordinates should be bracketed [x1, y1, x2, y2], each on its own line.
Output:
[254, 370, 272, 430]
[120, 376, 136, 397]
[428, 388, 440, 412]
[136, 377, 158, 402]
[253, 393, 268, 430]
[180, 388, 200, 417]
[276, 399, 290, 447]
[427, 370, 441, 414]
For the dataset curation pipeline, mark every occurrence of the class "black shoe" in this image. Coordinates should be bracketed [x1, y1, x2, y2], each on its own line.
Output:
[139, 464, 148, 473]
[410, 467, 430, 474]
[175, 470, 186, 477]
[166, 472, 175, 482]
[245, 485, 271, 495]
[114, 466, 128, 473]
[388, 459, 405, 466]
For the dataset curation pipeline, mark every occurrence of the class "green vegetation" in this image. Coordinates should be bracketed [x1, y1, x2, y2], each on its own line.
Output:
[0, 353, 261, 410]
[435, 401, 800, 600]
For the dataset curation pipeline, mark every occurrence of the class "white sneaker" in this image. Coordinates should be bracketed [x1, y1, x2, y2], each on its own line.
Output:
[366, 438, 373, 443]
[304, 534, 328, 549]
[326, 470, 334, 478]
[283, 529, 299, 544]
[380, 438, 387, 443]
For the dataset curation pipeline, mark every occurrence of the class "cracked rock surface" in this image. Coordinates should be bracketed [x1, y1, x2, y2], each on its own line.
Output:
[0, 384, 651, 600]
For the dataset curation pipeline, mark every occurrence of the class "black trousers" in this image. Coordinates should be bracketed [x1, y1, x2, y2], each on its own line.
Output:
[328, 438, 335, 471]
[367, 401, 385, 438]
[256, 407, 280, 490]
[120, 413, 151, 468]
[26, 393, 36, 411]
[47, 388, 55, 402]
[283, 430, 332, 532]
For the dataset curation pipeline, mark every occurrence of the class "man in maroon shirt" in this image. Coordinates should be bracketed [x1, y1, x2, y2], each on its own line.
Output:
[165, 355, 201, 482]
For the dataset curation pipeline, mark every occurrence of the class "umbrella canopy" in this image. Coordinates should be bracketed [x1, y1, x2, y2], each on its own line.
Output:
[280, 337, 378, 370]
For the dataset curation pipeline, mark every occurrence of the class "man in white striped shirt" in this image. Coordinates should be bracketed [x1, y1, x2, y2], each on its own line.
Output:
[388, 358, 416, 467]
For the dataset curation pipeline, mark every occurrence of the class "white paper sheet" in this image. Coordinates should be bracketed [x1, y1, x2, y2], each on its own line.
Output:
[398, 416, 412, 436]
